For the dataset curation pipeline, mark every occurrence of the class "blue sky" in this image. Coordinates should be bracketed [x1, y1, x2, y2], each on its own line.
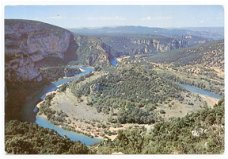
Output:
[5, 5, 224, 28]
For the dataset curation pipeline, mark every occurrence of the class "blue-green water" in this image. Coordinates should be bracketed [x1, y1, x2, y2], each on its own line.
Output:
[22, 66, 102, 146]
[178, 83, 221, 100]
[36, 116, 101, 146]
[110, 58, 118, 66]
[41, 66, 94, 100]
[30, 66, 102, 146]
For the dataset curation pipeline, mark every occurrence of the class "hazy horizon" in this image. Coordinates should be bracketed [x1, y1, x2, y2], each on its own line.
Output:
[5, 5, 224, 28]
[4, 18, 224, 30]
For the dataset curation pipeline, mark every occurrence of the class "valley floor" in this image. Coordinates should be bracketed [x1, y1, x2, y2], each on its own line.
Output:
[37, 64, 220, 140]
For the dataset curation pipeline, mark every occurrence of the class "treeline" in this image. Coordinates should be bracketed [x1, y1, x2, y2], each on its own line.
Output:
[5, 120, 90, 154]
[96, 99, 224, 154]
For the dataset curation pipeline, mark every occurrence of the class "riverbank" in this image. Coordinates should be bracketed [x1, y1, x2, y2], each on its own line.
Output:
[36, 64, 222, 142]
[37, 81, 215, 140]
[36, 71, 117, 140]
[36, 69, 157, 140]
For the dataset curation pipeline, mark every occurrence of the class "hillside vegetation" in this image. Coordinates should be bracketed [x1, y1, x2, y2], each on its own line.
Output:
[70, 35, 111, 67]
[97, 99, 224, 154]
[69, 66, 183, 124]
[147, 41, 224, 95]
[5, 99, 224, 154]
[5, 120, 90, 154]
[150, 41, 224, 69]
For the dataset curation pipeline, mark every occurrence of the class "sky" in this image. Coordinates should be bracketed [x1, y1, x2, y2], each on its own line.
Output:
[5, 5, 224, 28]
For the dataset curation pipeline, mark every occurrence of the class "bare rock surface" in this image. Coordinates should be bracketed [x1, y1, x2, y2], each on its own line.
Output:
[5, 19, 77, 82]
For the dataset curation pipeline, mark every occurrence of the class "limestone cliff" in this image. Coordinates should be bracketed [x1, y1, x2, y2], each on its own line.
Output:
[5, 19, 77, 82]
[99, 35, 198, 57]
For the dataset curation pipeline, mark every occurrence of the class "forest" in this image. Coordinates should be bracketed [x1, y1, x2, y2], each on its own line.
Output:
[69, 66, 182, 124]
[5, 120, 90, 154]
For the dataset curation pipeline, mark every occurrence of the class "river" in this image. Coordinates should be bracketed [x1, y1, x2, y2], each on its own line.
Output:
[22, 64, 221, 146]
[178, 83, 222, 100]
[22, 65, 102, 146]
[110, 57, 118, 66]
[36, 116, 101, 145]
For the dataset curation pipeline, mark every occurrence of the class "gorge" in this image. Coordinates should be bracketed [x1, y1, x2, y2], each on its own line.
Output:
[5, 19, 224, 154]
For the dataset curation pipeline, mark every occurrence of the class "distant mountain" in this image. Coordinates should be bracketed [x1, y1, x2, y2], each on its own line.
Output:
[70, 26, 224, 40]
[184, 27, 224, 40]
[71, 26, 218, 62]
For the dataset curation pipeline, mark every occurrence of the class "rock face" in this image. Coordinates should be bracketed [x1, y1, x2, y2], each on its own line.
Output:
[99, 35, 199, 57]
[5, 19, 77, 82]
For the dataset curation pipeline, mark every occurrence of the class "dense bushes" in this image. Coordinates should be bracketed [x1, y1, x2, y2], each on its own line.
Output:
[117, 106, 156, 124]
[5, 120, 90, 154]
[70, 67, 181, 124]
[97, 99, 224, 154]
[5, 99, 224, 154]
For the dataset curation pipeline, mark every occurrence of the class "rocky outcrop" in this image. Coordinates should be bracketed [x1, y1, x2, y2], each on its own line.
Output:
[99, 35, 203, 57]
[5, 19, 77, 82]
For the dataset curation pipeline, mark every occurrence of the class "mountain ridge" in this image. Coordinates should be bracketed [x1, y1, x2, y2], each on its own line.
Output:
[70, 26, 224, 40]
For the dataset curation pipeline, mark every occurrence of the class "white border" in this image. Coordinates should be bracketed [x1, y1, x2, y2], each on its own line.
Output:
[0, 1, 227, 159]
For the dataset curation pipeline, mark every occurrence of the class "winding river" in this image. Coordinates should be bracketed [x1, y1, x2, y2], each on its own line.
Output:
[22, 66, 102, 146]
[22, 63, 221, 146]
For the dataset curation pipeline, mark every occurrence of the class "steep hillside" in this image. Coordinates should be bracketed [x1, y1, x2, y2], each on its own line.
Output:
[71, 35, 111, 67]
[149, 40, 224, 69]
[5, 19, 77, 121]
[99, 34, 208, 57]
[138, 41, 224, 95]
[72, 26, 214, 58]
[5, 19, 77, 82]
[97, 99, 224, 154]
[5, 120, 90, 154]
